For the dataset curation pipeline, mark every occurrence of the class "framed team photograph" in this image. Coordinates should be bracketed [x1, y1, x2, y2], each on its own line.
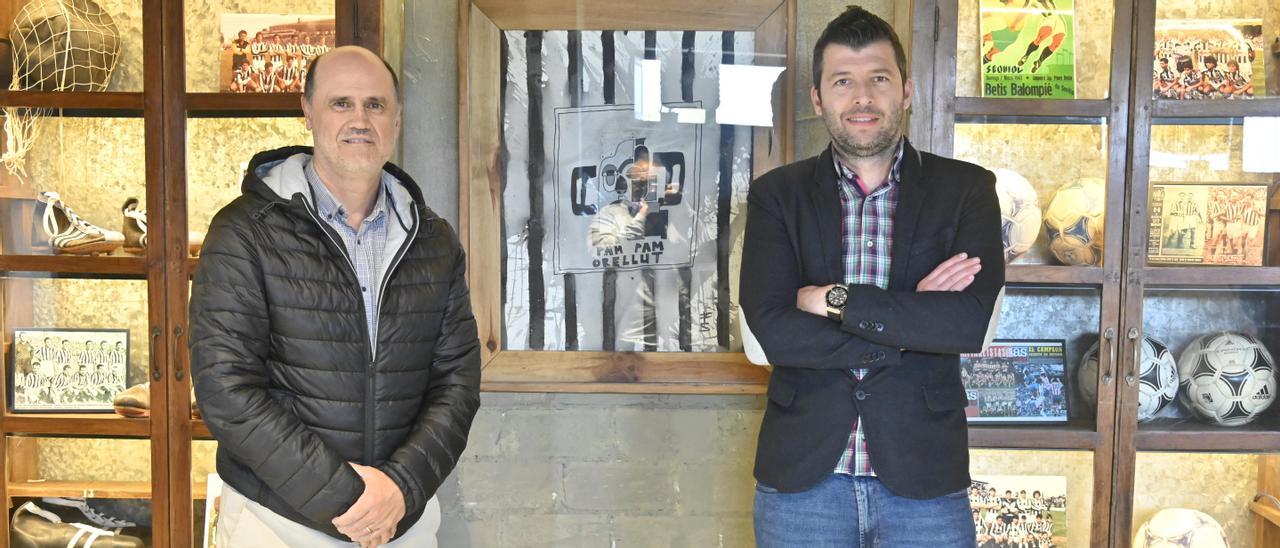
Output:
[1147, 182, 1268, 266]
[8, 328, 129, 413]
[961, 340, 1068, 423]
[218, 14, 335, 93]
[970, 474, 1068, 547]
[1153, 18, 1265, 100]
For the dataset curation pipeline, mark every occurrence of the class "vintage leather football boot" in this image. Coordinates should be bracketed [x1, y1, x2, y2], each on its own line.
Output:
[120, 197, 205, 256]
[10, 502, 145, 548]
[38, 192, 123, 255]
[111, 384, 149, 418]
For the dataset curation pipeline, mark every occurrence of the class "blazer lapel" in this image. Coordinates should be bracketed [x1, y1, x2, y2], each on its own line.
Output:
[889, 140, 927, 289]
[810, 146, 844, 283]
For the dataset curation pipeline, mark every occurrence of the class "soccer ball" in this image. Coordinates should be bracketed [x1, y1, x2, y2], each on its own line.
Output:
[1077, 335, 1178, 422]
[1133, 508, 1228, 548]
[1178, 332, 1276, 426]
[994, 168, 1041, 263]
[1043, 177, 1106, 266]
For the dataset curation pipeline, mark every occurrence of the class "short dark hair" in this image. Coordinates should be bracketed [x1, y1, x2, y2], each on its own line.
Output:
[812, 5, 908, 90]
[303, 51, 402, 105]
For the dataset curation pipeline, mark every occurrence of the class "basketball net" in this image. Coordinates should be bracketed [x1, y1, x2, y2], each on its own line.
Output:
[2, 0, 119, 179]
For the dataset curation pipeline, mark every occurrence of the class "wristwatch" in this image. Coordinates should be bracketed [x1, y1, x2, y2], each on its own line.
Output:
[825, 284, 849, 322]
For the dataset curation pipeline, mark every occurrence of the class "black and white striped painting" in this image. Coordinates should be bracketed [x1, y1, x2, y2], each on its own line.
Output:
[501, 30, 757, 353]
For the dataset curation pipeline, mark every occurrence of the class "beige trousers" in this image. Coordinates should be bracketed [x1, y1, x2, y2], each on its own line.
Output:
[215, 485, 440, 547]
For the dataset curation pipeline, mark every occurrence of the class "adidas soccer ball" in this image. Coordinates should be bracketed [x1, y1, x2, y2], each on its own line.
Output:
[994, 168, 1041, 263]
[1043, 177, 1105, 266]
[1078, 335, 1178, 422]
[1178, 332, 1276, 426]
[1133, 508, 1228, 548]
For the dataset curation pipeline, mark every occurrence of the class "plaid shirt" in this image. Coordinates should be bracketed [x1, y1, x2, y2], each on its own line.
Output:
[305, 161, 391, 346]
[832, 139, 904, 477]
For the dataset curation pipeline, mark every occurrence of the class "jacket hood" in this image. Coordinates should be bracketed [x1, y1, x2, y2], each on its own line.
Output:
[241, 145, 427, 224]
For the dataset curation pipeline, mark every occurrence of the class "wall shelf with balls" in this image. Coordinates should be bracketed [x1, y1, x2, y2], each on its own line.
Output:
[1134, 417, 1280, 452]
[1007, 264, 1106, 285]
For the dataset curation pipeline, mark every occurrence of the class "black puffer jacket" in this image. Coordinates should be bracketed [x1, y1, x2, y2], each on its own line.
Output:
[190, 146, 481, 541]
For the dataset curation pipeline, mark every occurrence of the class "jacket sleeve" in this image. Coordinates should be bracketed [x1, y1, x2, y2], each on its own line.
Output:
[838, 169, 1005, 354]
[739, 183, 902, 369]
[189, 212, 364, 525]
[377, 232, 482, 519]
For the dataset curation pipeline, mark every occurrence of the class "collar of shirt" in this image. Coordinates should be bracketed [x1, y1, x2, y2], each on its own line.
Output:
[304, 159, 391, 228]
[832, 138, 905, 199]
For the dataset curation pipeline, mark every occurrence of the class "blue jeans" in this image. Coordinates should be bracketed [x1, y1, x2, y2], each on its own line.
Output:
[754, 474, 977, 548]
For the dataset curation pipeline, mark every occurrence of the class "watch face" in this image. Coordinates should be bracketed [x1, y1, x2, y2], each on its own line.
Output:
[826, 285, 848, 307]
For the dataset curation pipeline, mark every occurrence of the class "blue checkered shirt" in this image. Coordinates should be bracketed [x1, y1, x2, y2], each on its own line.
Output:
[833, 139, 904, 477]
[305, 161, 391, 346]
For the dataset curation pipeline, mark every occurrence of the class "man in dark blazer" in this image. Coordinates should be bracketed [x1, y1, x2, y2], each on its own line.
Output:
[740, 6, 1004, 547]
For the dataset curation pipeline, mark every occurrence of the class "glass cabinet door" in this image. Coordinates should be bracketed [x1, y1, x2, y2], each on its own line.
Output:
[927, 0, 1133, 544]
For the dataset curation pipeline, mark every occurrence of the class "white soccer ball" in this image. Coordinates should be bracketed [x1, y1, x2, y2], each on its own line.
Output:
[1078, 335, 1178, 422]
[1043, 177, 1106, 266]
[1178, 332, 1276, 426]
[1138, 337, 1179, 421]
[994, 168, 1041, 263]
[1133, 508, 1229, 548]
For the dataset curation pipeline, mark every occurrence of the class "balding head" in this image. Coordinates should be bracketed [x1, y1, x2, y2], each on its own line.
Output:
[304, 46, 401, 106]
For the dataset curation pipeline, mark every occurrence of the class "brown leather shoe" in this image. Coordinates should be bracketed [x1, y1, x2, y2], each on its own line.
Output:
[10, 502, 145, 548]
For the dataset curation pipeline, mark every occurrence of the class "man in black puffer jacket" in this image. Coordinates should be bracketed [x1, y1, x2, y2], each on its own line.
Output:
[190, 46, 479, 547]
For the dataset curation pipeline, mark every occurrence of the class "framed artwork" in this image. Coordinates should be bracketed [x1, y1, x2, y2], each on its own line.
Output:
[8, 328, 129, 413]
[1147, 182, 1268, 266]
[459, 0, 800, 392]
[979, 0, 1077, 99]
[218, 14, 335, 93]
[1153, 18, 1264, 100]
[970, 474, 1068, 547]
[962, 339, 1068, 423]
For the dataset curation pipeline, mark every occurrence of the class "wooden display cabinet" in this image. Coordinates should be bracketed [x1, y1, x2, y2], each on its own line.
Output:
[0, 1, 383, 546]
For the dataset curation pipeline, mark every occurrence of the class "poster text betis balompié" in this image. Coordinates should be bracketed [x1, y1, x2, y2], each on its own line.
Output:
[980, 0, 1077, 99]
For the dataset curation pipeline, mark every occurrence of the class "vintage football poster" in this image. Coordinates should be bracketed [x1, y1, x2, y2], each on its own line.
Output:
[1147, 183, 1267, 266]
[1153, 18, 1265, 100]
[962, 340, 1068, 422]
[979, 0, 1077, 99]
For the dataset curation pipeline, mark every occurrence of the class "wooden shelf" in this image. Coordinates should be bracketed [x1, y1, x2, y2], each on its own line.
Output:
[185, 93, 303, 117]
[1006, 264, 1106, 285]
[969, 420, 1099, 450]
[1143, 266, 1280, 287]
[954, 98, 1111, 119]
[1152, 97, 1280, 119]
[1135, 418, 1280, 452]
[7, 479, 208, 499]
[192, 419, 212, 439]
[0, 91, 144, 116]
[0, 255, 147, 276]
[2, 413, 149, 437]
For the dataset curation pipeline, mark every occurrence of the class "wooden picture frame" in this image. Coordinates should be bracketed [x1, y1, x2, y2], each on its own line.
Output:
[458, 0, 796, 393]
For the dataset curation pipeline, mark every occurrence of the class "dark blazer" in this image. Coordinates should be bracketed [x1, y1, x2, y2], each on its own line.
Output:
[740, 140, 1004, 500]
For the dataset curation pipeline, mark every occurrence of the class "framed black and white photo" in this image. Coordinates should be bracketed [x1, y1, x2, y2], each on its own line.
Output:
[8, 328, 129, 413]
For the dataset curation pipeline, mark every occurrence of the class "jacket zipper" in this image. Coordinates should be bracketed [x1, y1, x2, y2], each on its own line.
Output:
[300, 197, 421, 465]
